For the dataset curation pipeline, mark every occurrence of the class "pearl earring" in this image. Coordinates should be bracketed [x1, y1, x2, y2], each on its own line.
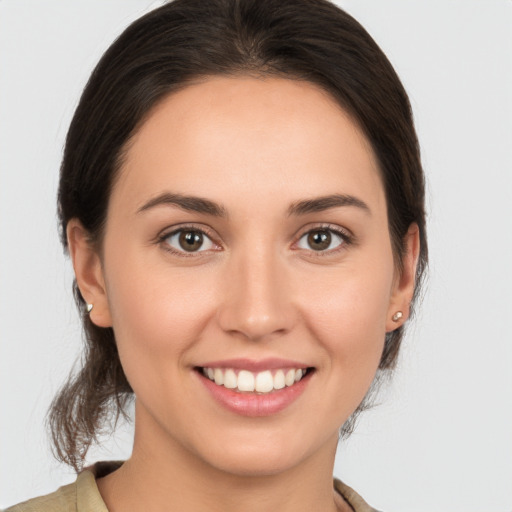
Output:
[392, 311, 403, 322]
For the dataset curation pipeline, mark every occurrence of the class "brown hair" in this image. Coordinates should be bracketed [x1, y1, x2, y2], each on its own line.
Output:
[50, 0, 427, 470]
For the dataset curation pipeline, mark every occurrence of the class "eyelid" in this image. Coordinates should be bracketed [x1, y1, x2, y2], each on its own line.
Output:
[292, 223, 354, 254]
[155, 222, 354, 257]
[157, 223, 221, 256]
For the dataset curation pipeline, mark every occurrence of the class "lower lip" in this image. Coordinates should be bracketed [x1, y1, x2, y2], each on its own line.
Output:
[197, 370, 312, 417]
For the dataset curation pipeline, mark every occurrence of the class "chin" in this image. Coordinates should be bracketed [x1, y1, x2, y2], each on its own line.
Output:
[193, 428, 337, 478]
[204, 449, 305, 478]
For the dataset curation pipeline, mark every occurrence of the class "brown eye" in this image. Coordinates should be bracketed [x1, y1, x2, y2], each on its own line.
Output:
[307, 230, 331, 251]
[297, 228, 345, 252]
[164, 229, 215, 253]
[179, 231, 203, 251]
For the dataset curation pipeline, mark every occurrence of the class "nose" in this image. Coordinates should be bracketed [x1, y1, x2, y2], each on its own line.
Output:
[216, 246, 295, 342]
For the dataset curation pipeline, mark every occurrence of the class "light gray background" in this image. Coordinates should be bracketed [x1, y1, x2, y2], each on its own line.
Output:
[1, 1, 511, 510]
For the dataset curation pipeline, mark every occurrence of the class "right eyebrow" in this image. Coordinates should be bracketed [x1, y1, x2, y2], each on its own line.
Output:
[287, 193, 371, 217]
[136, 192, 227, 217]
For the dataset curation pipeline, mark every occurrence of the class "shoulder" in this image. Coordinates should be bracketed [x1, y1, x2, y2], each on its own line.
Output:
[3, 481, 77, 512]
[334, 478, 382, 512]
[3, 464, 117, 512]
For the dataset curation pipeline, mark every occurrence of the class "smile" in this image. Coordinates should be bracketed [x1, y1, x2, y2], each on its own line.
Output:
[200, 367, 308, 394]
[195, 360, 314, 416]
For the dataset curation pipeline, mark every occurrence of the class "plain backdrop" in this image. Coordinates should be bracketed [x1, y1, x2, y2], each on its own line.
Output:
[1, 1, 511, 511]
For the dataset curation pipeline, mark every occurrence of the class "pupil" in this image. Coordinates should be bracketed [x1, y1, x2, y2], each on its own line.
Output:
[308, 230, 331, 251]
[179, 231, 203, 252]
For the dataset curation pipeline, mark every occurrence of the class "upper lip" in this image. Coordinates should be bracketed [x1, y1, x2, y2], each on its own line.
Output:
[197, 358, 310, 372]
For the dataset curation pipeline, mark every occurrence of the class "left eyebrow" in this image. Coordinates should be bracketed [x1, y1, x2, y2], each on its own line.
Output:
[136, 192, 227, 217]
[288, 194, 371, 216]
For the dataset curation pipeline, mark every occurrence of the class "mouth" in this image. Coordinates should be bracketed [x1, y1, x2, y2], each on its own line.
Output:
[194, 361, 314, 416]
[196, 366, 314, 394]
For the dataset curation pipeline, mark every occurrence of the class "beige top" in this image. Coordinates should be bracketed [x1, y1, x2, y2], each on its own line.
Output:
[5, 461, 379, 512]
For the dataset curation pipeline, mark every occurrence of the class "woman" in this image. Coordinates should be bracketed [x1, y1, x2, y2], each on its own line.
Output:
[6, 0, 427, 510]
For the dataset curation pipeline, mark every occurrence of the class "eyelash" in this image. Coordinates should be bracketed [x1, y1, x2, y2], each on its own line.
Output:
[156, 223, 354, 258]
[293, 223, 354, 258]
[157, 224, 220, 258]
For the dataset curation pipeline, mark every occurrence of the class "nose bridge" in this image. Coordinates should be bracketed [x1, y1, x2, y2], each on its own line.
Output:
[217, 241, 293, 340]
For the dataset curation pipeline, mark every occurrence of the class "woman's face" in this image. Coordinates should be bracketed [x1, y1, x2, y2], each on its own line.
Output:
[78, 76, 411, 476]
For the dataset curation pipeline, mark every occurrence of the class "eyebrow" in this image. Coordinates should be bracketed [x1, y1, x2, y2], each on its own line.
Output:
[137, 191, 370, 218]
[288, 194, 371, 216]
[137, 192, 227, 217]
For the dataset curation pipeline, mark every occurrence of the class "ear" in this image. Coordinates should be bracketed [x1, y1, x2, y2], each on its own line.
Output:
[386, 223, 421, 332]
[67, 219, 112, 328]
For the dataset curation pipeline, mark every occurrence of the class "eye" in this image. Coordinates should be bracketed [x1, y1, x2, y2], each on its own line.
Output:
[163, 229, 216, 253]
[296, 228, 346, 252]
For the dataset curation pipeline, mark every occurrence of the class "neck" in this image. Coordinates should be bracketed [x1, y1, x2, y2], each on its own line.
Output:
[97, 406, 343, 512]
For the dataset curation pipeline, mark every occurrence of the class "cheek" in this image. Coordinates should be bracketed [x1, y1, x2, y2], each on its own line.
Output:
[103, 249, 218, 369]
[299, 258, 394, 369]
[299, 271, 392, 422]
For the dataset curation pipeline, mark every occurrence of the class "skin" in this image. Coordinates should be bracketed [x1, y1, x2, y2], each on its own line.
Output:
[68, 76, 419, 512]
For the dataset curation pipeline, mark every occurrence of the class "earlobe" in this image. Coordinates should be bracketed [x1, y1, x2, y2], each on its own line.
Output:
[386, 223, 420, 332]
[66, 219, 112, 328]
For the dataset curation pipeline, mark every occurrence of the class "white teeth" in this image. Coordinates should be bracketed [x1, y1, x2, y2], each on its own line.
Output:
[214, 368, 224, 385]
[285, 369, 295, 386]
[273, 370, 285, 390]
[255, 370, 274, 393]
[202, 366, 308, 393]
[223, 369, 237, 389]
[237, 370, 255, 392]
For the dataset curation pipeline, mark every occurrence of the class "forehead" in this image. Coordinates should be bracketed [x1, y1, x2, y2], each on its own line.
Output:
[113, 76, 385, 215]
